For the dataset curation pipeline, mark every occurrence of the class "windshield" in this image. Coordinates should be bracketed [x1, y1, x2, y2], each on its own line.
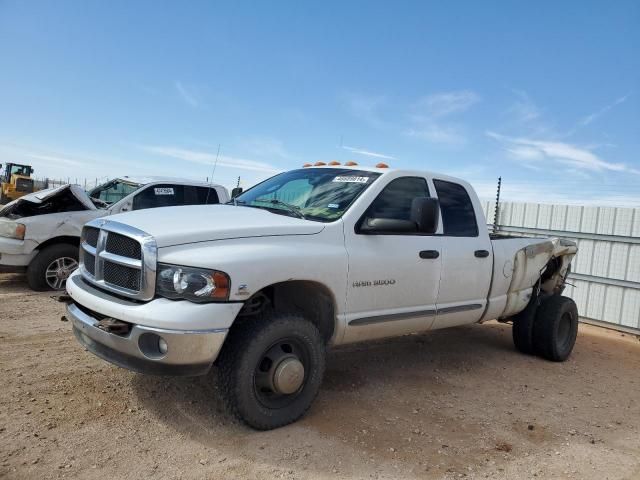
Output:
[234, 168, 381, 222]
[10, 165, 31, 176]
[88, 179, 141, 206]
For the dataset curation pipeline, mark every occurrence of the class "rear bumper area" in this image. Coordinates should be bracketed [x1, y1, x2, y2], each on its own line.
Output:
[68, 302, 228, 376]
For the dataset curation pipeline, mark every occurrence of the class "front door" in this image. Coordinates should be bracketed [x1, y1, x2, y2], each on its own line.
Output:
[343, 176, 442, 343]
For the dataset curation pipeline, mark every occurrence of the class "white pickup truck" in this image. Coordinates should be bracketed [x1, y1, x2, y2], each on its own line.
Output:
[65, 164, 578, 430]
[0, 177, 228, 291]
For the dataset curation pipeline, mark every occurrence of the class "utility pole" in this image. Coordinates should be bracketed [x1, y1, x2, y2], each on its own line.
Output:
[493, 176, 502, 234]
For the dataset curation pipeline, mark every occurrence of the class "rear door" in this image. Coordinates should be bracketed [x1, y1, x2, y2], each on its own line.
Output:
[430, 179, 493, 329]
[343, 176, 443, 343]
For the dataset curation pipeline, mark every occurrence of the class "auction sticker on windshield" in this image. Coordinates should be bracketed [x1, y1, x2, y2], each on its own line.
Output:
[154, 188, 175, 195]
[332, 176, 370, 183]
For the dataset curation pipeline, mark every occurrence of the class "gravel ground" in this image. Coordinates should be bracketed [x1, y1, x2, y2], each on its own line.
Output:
[1, 272, 640, 480]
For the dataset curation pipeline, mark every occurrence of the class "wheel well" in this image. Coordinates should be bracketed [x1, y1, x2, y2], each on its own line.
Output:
[36, 236, 80, 252]
[237, 280, 337, 343]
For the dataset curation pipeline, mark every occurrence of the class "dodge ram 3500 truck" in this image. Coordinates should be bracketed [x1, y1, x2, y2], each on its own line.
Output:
[66, 164, 578, 430]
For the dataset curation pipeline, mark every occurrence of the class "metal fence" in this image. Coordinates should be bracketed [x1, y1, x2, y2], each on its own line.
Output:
[32, 177, 105, 191]
[483, 200, 640, 334]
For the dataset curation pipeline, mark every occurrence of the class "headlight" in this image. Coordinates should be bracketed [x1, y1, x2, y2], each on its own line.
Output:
[156, 263, 230, 303]
[0, 221, 26, 240]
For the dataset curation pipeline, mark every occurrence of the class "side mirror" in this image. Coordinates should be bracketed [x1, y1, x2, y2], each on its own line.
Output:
[410, 197, 439, 234]
[231, 187, 243, 198]
[360, 217, 417, 234]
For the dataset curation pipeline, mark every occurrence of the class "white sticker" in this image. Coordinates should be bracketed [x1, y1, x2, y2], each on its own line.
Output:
[332, 176, 369, 183]
[328, 203, 339, 209]
[154, 187, 175, 195]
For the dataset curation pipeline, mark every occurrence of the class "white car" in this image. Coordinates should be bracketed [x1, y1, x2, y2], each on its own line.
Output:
[0, 176, 229, 290]
[65, 164, 577, 429]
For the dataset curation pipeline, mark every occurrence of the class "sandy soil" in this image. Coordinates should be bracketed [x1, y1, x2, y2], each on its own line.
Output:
[1, 272, 640, 480]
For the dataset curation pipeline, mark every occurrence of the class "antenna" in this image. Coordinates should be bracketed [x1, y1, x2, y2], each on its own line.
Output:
[493, 176, 502, 234]
[205, 144, 221, 205]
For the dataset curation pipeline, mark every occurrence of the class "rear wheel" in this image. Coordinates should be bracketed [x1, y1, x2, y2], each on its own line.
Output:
[217, 312, 326, 430]
[27, 244, 79, 291]
[533, 295, 578, 362]
[511, 294, 539, 355]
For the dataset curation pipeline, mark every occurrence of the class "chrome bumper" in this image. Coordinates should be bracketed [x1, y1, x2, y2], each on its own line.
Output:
[68, 302, 228, 376]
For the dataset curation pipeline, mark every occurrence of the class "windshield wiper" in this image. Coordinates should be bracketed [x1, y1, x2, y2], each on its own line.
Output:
[253, 197, 307, 219]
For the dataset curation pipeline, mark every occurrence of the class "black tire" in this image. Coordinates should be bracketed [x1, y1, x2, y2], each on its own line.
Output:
[27, 243, 79, 291]
[217, 312, 326, 430]
[533, 295, 578, 362]
[512, 294, 539, 355]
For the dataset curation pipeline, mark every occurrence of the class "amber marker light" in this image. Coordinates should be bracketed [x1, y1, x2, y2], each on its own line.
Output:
[211, 271, 231, 300]
[328, 161, 341, 165]
[314, 161, 327, 166]
[375, 163, 389, 168]
[302, 163, 312, 167]
[344, 161, 358, 166]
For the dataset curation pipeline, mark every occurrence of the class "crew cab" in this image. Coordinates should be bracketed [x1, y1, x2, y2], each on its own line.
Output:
[0, 177, 229, 290]
[65, 164, 578, 430]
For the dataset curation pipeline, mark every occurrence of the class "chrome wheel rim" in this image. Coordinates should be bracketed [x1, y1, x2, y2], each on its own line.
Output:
[45, 257, 78, 290]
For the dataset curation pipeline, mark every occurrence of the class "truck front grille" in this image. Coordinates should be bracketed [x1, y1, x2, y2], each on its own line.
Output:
[103, 262, 141, 291]
[106, 232, 141, 259]
[79, 220, 157, 301]
[84, 227, 100, 248]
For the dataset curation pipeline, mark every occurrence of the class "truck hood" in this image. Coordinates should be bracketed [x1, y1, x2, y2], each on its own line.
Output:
[107, 204, 326, 247]
[0, 184, 97, 219]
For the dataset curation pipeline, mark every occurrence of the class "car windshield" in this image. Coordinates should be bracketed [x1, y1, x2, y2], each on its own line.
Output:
[88, 179, 142, 207]
[233, 168, 381, 222]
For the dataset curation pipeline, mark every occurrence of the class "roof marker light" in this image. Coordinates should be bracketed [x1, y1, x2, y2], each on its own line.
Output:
[344, 161, 358, 166]
[375, 163, 389, 168]
[302, 163, 312, 167]
[328, 161, 341, 166]
[314, 161, 327, 166]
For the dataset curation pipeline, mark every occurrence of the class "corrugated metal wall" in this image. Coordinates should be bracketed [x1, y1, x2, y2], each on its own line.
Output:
[482, 200, 640, 333]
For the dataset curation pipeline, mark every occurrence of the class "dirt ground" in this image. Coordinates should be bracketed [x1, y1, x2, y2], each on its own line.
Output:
[1, 273, 640, 480]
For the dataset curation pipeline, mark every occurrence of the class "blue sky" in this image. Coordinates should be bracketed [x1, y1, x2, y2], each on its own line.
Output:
[0, 1, 638, 205]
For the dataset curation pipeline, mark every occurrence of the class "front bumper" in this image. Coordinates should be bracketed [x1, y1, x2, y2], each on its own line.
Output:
[69, 302, 227, 376]
[66, 271, 243, 376]
[0, 238, 37, 267]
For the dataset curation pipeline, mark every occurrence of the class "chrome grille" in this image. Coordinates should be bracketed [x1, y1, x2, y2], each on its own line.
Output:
[84, 227, 99, 248]
[104, 262, 141, 291]
[83, 252, 96, 275]
[79, 220, 157, 301]
[106, 233, 141, 259]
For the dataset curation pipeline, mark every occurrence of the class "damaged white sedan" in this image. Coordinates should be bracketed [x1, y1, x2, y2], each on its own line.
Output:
[0, 177, 229, 290]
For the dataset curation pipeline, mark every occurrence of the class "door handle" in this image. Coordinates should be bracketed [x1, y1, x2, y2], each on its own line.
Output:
[474, 250, 490, 258]
[419, 250, 439, 259]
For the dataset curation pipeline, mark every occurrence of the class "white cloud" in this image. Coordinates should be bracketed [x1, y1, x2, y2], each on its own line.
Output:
[579, 94, 630, 126]
[413, 90, 480, 119]
[341, 145, 396, 160]
[175, 81, 200, 108]
[241, 136, 290, 159]
[507, 89, 541, 123]
[140, 145, 280, 174]
[407, 90, 479, 145]
[405, 123, 466, 145]
[487, 131, 639, 174]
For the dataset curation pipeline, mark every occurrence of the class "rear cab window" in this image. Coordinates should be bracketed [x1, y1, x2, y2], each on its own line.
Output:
[433, 179, 478, 237]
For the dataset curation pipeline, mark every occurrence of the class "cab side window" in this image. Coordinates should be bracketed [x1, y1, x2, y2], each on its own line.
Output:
[192, 186, 220, 205]
[365, 177, 430, 222]
[132, 184, 185, 210]
[433, 179, 478, 236]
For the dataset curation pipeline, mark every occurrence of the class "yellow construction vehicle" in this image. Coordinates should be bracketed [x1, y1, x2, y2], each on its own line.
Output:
[0, 163, 36, 204]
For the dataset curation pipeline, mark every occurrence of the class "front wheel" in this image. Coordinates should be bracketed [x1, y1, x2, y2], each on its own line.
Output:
[217, 312, 326, 430]
[27, 244, 79, 291]
[533, 295, 579, 362]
